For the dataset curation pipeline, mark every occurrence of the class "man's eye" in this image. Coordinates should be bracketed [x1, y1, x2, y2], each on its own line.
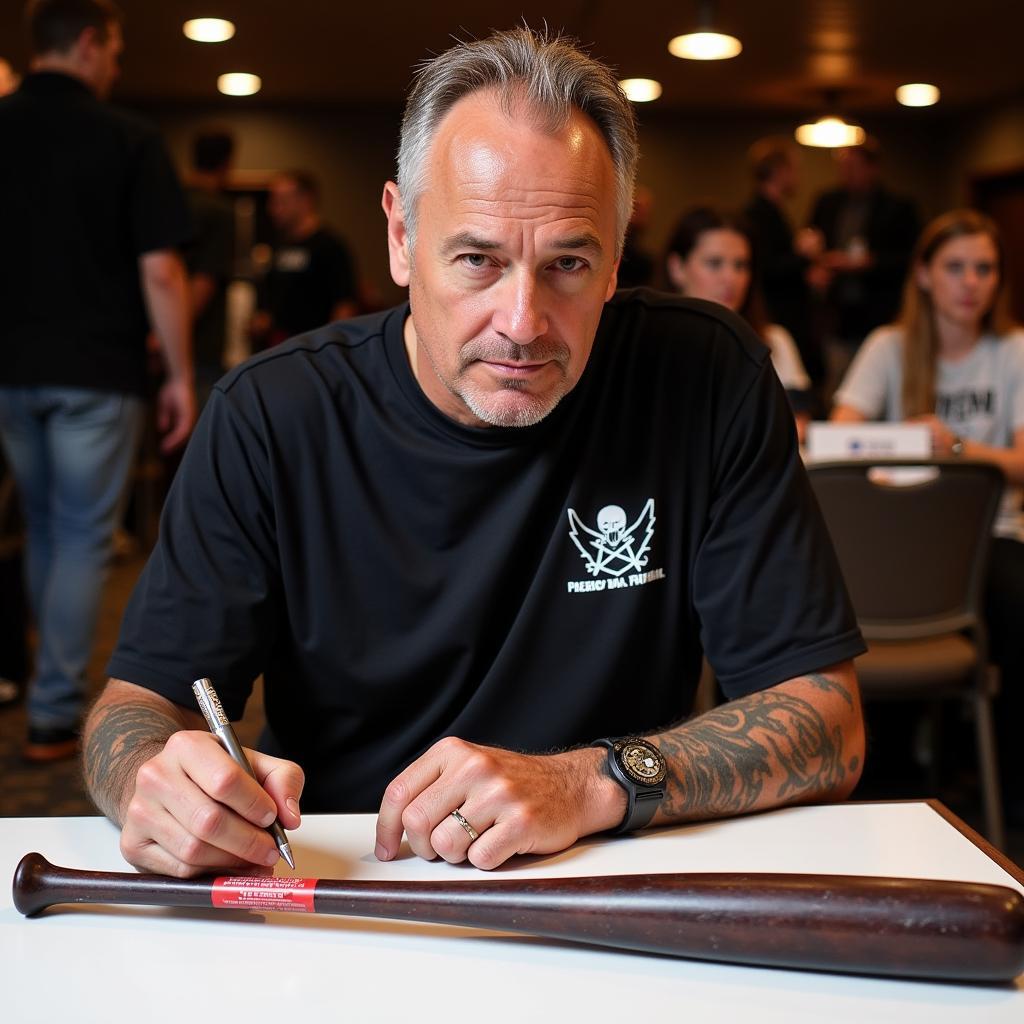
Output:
[554, 257, 586, 273]
[705, 258, 723, 270]
[459, 253, 491, 269]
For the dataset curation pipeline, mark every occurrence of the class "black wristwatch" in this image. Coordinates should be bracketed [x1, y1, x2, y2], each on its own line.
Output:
[595, 737, 668, 835]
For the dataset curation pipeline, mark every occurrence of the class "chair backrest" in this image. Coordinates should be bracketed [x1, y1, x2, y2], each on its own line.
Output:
[807, 460, 1004, 641]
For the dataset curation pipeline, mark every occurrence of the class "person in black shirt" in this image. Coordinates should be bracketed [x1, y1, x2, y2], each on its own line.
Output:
[743, 137, 826, 391]
[84, 28, 865, 878]
[252, 170, 359, 346]
[809, 139, 920, 391]
[0, 0, 193, 761]
[184, 128, 236, 411]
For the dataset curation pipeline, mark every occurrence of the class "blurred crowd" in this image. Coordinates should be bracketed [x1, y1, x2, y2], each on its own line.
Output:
[0, 1, 1021, 826]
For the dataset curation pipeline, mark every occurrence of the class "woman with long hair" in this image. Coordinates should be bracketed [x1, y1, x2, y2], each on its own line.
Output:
[832, 208, 1024, 819]
[666, 206, 812, 438]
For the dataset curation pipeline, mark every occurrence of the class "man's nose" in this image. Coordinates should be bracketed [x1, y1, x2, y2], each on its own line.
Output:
[492, 271, 549, 345]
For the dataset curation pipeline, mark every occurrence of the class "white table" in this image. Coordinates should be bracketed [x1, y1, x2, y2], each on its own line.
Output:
[2, 802, 1022, 1023]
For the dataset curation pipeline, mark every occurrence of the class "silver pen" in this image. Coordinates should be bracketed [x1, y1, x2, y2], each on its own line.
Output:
[191, 677, 295, 870]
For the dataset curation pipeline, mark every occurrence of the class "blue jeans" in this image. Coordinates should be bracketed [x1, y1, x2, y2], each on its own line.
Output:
[0, 387, 144, 729]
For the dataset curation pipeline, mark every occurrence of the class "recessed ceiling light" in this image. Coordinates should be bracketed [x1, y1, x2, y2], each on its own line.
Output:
[794, 116, 865, 148]
[668, 32, 742, 61]
[619, 78, 663, 103]
[183, 18, 236, 43]
[217, 73, 261, 97]
[896, 83, 940, 107]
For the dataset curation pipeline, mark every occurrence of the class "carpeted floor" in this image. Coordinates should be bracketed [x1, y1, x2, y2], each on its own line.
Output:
[0, 544, 1020, 868]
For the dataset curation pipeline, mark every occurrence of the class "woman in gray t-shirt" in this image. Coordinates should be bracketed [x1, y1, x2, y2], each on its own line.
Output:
[832, 207, 1024, 822]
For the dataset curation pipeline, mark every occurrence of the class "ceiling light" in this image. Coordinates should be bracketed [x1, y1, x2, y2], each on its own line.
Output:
[619, 78, 663, 103]
[668, 1, 742, 61]
[183, 18, 235, 43]
[668, 31, 742, 61]
[896, 83, 940, 107]
[795, 115, 865, 148]
[217, 73, 261, 97]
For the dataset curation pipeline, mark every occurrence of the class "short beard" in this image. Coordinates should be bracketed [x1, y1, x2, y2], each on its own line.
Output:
[428, 336, 573, 428]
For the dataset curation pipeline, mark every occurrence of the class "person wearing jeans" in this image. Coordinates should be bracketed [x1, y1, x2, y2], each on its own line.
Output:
[0, 1, 194, 760]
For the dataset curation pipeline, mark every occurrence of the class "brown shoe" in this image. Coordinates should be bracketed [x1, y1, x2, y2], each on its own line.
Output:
[24, 725, 79, 763]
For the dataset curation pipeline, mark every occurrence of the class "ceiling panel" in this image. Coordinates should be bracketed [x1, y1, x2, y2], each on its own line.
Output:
[1, 0, 1022, 111]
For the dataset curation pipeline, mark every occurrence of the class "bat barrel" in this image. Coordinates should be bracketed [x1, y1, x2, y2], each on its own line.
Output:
[311, 872, 1024, 982]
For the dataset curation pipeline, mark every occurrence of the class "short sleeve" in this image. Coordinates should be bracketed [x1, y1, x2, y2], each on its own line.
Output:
[129, 130, 193, 256]
[1005, 333, 1024, 432]
[832, 329, 899, 419]
[693, 351, 865, 698]
[766, 324, 811, 391]
[107, 385, 280, 719]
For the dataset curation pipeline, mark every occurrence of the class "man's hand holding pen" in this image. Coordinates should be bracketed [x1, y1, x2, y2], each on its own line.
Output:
[119, 729, 304, 878]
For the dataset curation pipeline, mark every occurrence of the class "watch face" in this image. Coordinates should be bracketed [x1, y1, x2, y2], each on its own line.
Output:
[617, 741, 667, 786]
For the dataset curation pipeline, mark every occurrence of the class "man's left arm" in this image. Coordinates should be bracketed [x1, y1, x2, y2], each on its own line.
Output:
[375, 660, 863, 870]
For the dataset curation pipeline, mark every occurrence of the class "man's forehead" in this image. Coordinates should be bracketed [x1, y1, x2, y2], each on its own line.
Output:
[427, 90, 616, 227]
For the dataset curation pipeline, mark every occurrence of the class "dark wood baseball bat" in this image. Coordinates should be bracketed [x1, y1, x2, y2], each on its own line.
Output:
[13, 852, 1024, 982]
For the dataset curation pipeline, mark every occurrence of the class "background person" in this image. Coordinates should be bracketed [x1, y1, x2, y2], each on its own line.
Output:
[810, 139, 920, 395]
[0, 0, 194, 761]
[667, 205, 812, 441]
[743, 136, 825, 393]
[832, 208, 1024, 819]
[251, 170, 359, 347]
[184, 128, 236, 411]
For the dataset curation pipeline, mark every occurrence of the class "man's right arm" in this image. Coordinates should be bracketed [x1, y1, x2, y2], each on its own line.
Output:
[84, 679, 303, 877]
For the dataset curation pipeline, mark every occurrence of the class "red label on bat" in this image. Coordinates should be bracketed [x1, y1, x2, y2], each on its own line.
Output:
[211, 876, 317, 913]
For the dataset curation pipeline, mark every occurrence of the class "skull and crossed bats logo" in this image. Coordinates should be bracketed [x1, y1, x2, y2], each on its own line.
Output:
[567, 498, 656, 577]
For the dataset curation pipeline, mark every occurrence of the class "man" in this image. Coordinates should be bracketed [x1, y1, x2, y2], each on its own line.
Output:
[185, 128, 236, 410]
[743, 136, 825, 390]
[809, 139, 920, 390]
[251, 171, 359, 346]
[0, 0, 194, 761]
[85, 28, 864, 878]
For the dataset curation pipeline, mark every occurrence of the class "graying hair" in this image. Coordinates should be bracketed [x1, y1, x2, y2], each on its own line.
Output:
[396, 27, 639, 255]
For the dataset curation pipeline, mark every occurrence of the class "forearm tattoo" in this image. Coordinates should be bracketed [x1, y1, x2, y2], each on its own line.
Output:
[656, 673, 859, 820]
[83, 701, 183, 825]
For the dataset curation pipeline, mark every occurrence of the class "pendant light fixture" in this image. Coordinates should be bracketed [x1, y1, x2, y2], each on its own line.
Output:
[668, 1, 742, 61]
[795, 91, 865, 148]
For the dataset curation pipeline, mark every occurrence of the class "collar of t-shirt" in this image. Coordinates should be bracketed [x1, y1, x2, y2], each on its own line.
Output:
[381, 301, 594, 450]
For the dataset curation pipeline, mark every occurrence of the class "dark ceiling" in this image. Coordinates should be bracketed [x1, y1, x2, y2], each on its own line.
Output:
[2, 0, 1023, 113]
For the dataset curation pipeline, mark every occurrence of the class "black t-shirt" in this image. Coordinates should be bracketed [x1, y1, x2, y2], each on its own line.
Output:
[261, 227, 357, 337]
[109, 289, 864, 811]
[184, 188, 235, 373]
[0, 73, 192, 395]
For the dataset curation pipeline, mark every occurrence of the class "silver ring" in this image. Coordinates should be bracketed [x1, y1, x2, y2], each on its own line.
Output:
[450, 808, 479, 842]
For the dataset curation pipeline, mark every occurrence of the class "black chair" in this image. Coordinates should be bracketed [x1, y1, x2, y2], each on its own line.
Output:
[808, 459, 1006, 849]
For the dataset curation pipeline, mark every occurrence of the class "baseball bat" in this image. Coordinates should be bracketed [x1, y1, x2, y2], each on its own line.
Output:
[13, 852, 1024, 982]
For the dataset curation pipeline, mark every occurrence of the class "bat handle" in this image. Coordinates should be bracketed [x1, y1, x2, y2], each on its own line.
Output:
[13, 853, 211, 917]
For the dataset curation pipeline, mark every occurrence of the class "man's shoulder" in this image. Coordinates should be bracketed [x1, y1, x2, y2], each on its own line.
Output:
[602, 288, 770, 370]
[216, 305, 399, 398]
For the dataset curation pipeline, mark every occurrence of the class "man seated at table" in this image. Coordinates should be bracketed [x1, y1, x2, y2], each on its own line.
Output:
[83, 28, 866, 878]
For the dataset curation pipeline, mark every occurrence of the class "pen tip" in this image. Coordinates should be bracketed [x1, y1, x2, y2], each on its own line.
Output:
[281, 843, 295, 870]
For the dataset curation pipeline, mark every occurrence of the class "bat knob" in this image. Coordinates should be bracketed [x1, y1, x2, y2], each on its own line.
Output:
[13, 852, 55, 917]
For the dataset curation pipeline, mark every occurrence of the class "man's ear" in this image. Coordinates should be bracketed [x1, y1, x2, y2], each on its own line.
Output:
[382, 182, 411, 288]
